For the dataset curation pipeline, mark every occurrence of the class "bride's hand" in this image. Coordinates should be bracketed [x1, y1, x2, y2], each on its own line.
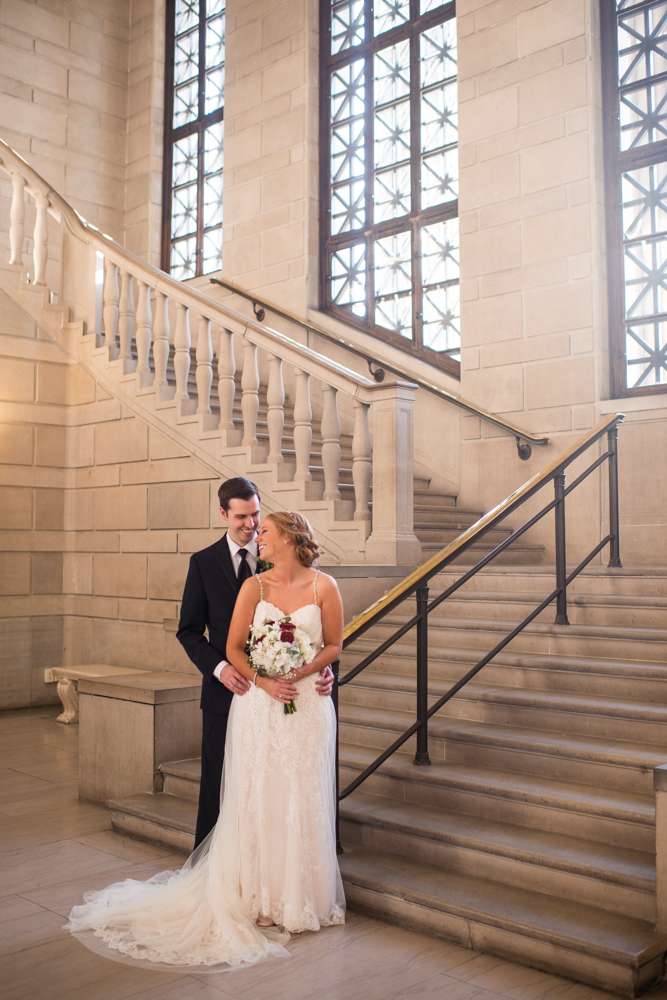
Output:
[257, 675, 299, 705]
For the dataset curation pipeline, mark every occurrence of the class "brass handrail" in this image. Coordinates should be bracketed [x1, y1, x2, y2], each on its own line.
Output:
[342, 413, 624, 646]
[210, 275, 549, 459]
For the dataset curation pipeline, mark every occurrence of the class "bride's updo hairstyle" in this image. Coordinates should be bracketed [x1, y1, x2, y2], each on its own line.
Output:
[267, 511, 320, 567]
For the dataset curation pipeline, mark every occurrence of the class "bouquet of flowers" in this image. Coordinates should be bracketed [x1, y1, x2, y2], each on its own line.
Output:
[246, 615, 318, 714]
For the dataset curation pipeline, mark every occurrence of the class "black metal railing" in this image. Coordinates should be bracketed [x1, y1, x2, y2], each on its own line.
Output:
[331, 414, 624, 851]
[209, 276, 548, 460]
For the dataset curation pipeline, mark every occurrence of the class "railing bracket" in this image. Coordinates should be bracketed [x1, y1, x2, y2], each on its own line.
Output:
[516, 437, 532, 461]
[252, 302, 265, 322]
[367, 360, 385, 382]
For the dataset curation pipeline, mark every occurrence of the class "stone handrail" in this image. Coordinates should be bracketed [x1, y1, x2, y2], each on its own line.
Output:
[0, 137, 422, 565]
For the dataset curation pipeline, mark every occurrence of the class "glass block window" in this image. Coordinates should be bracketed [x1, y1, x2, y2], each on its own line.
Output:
[602, 0, 667, 395]
[321, 0, 459, 378]
[162, 0, 224, 280]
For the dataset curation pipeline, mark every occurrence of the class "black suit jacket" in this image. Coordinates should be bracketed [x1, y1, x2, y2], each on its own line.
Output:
[176, 534, 255, 715]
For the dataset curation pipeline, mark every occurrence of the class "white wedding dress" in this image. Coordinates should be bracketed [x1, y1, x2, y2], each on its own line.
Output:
[66, 573, 345, 971]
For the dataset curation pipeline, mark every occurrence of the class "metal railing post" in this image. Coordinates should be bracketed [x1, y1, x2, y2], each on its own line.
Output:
[554, 472, 569, 625]
[414, 585, 431, 766]
[607, 426, 622, 568]
[332, 658, 343, 854]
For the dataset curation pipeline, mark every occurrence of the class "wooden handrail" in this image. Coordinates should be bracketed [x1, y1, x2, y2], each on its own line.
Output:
[210, 275, 549, 456]
[342, 412, 625, 644]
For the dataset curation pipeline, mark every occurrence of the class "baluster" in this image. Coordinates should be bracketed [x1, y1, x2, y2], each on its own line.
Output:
[241, 341, 259, 446]
[135, 280, 153, 381]
[293, 369, 312, 481]
[414, 585, 431, 766]
[118, 269, 135, 363]
[32, 193, 48, 285]
[153, 291, 170, 387]
[607, 425, 622, 568]
[321, 384, 341, 500]
[196, 313, 213, 415]
[174, 302, 191, 404]
[553, 472, 569, 626]
[352, 399, 371, 521]
[102, 260, 119, 360]
[266, 355, 284, 464]
[218, 327, 236, 442]
[9, 173, 25, 265]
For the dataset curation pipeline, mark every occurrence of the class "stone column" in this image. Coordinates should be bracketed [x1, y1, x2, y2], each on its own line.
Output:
[654, 764, 667, 931]
[364, 381, 422, 567]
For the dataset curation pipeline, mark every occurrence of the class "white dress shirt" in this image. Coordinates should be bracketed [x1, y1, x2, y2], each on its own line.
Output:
[213, 533, 258, 683]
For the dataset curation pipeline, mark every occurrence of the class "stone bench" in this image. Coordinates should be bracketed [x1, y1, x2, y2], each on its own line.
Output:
[49, 664, 149, 724]
[78, 671, 202, 804]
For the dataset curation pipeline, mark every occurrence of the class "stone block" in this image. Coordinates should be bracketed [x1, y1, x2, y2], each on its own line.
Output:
[121, 530, 178, 552]
[518, 0, 586, 56]
[521, 133, 589, 195]
[93, 553, 147, 598]
[0, 92, 67, 146]
[224, 232, 262, 275]
[177, 528, 222, 553]
[94, 485, 148, 530]
[225, 124, 262, 169]
[0, 424, 33, 465]
[459, 18, 517, 80]
[34, 489, 65, 530]
[1, 486, 33, 530]
[0, 39, 67, 94]
[525, 355, 595, 409]
[461, 223, 521, 278]
[524, 280, 593, 335]
[148, 427, 190, 460]
[95, 417, 149, 464]
[459, 87, 518, 144]
[35, 361, 66, 403]
[66, 425, 95, 468]
[262, 51, 305, 98]
[35, 424, 66, 467]
[461, 154, 520, 209]
[148, 480, 211, 529]
[463, 365, 524, 414]
[522, 204, 591, 264]
[262, 1, 304, 45]
[261, 219, 304, 267]
[64, 489, 94, 532]
[519, 61, 586, 125]
[0, 357, 34, 401]
[462, 292, 523, 346]
[262, 107, 305, 156]
[69, 20, 128, 69]
[2, 0, 69, 47]
[479, 186, 567, 230]
[0, 617, 31, 709]
[32, 551, 63, 594]
[0, 289, 37, 337]
[482, 258, 569, 297]
[63, 552, 93, 595]
[147, 553, 190, 601]
[30, 615, 63, 706]
[484, 332, 571, 368]
[67, 363, 96, 404]
[78, 672, 201, 802]
[0, 553, 30, 595]
[225, 178, 262, 223]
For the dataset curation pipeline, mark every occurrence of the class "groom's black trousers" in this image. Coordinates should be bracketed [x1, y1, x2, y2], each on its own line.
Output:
[194, 710, 229, 848]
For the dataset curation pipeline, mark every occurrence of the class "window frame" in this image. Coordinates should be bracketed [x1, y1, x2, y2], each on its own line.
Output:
[162, 0, 225, 279]
[319, 0, 460, 380]
[601, 0, 667, 398]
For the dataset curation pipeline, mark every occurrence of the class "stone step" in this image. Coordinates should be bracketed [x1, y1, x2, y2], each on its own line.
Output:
[412, 505, 482, 524]
[340, 791, 655, 920]
[422, 541, 545, 566]
[411, 590, 667, 629]
[340, 641, 667, 702]
[364, 614, 667, 664]
[160, 757, 200, 801]
[338, 845, 666, 996]
[338, 672, 667, 746]
[414, 526, 512, 544]
[337, 710, 667, 794]
[338, 744, 654, 851]
[430, 567, 667, 599]
[108, 791, 196, 853]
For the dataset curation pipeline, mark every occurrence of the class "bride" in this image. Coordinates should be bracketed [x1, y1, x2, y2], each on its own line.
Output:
[66, 511, 346, 970]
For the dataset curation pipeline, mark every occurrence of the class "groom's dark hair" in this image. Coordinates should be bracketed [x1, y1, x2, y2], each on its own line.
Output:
[218, 477, 261, 513]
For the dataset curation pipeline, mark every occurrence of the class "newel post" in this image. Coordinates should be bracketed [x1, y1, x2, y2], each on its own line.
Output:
[654, 764, 667, 931]
[364, 381, 421, 566]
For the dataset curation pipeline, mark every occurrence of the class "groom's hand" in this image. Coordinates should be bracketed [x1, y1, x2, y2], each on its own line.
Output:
[218, 664, 251, 696]
[315, 665, 334, 697]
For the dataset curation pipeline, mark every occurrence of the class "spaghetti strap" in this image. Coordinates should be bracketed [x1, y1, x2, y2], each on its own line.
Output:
[258, 573, 264, 601]
[313, 569, 319, 605]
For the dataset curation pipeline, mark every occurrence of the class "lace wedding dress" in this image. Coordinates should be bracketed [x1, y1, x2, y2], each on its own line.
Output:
[66, 573, 345, 971]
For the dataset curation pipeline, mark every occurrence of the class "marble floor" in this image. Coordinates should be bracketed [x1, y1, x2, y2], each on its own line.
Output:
[2, 707, 667, 1000]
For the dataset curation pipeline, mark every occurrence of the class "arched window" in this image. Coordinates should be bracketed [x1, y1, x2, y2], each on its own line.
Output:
[162, 0, 225, 280]
[320, 0, 459, 378]
[602, 0, 667, 395]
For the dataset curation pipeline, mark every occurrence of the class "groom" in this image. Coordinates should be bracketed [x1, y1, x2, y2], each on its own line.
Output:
[177, 476, 334, 847]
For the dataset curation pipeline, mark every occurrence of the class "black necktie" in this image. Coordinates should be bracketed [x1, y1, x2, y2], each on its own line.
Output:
[237, 548, 252, 585]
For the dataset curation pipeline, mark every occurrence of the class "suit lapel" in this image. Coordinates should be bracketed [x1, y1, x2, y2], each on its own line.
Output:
[216, 534, 240, 594]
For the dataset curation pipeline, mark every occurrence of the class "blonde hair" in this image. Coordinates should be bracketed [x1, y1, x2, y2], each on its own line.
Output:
[266, 511, 320, 567]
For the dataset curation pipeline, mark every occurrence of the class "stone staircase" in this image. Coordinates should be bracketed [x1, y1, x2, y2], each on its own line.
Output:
[107, 565, 667, 996]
